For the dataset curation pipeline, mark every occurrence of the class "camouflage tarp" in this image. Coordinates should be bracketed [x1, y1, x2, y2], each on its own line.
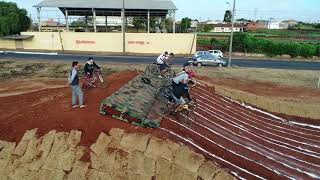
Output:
[100, 74, 167, 128]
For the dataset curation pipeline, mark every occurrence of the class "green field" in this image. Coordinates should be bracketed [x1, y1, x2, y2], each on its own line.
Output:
[198, 29, 320, 46]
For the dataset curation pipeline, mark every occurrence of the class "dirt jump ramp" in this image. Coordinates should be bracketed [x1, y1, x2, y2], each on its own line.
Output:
[100, 74, 165, 128]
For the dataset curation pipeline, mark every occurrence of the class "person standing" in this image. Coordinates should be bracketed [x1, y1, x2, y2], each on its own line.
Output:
[68, 61, 87, 108]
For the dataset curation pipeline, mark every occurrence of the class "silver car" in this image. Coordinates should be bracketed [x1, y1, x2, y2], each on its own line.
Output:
[189, 54, 227, 67]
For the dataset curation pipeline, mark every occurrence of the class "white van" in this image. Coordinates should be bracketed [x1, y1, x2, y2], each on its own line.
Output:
[209, 50, 223, 58]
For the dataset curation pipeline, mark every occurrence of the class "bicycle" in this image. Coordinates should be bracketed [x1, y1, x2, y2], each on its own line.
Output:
[144, 63, 176, 79]
[82, 69, 105, 90]
[155, 85, 197, 127]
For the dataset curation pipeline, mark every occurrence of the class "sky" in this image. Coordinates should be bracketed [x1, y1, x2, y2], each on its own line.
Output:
[5, 0, 320, 23]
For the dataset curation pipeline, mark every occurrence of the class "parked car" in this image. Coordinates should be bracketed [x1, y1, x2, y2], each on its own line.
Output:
[209, 50, 223, 58]
[194, 51, 211, 57]
[188, 54, 227, 67]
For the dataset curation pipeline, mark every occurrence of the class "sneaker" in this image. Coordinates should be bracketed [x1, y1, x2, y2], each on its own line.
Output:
[80, 105, 87, 108]
[182, 105, 189, 109]
[72, 105, 79, 108]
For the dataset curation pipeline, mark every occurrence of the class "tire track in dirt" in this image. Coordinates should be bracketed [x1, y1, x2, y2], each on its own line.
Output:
[197, 86, 320, 138]
[160, 83, 320, 179]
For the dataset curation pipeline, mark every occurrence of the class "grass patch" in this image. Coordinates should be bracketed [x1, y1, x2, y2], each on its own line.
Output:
[195, 67, 320, 88]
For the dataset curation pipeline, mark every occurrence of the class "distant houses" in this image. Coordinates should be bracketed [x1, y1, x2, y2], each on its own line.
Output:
[199, 19, 299, 33]
[210, 24, 244, 33]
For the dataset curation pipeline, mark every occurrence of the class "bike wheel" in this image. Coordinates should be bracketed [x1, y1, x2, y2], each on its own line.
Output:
[158, 98, 175, 116]
[162, 77, 172, 86]
[145, 64, 159, 77]
[98, 74, 104, 83]
[155, 86, 173, 100]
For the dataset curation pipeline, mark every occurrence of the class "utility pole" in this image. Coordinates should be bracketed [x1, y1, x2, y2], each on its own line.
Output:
[122, 0, 126, 54]
[254, 8, 257, 22]
[227, 0, 236, 67]
[318, 75, 320, 88]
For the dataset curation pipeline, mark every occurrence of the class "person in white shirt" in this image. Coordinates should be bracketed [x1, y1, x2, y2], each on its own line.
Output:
[156, 52, 169, 77]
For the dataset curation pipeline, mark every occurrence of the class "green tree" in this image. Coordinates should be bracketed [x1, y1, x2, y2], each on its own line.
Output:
[180, 17, 192, 32]
[223, 10, 232, 23]
[203, 24, 212, 32]
[71, 19, 86, 27]
[0, 2, 31, 36]
[314, 23, 320, 29]
[236, 18, 252, 23]
[132, 17, 145, 32]
[316, 45, 320, 57]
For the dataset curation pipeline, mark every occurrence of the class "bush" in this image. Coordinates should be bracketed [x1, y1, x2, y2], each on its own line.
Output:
[300, 44, 316, 58]
[210, 38, 228, 51]
[315, 45, 320, 57]
[231, 33, 318, 58]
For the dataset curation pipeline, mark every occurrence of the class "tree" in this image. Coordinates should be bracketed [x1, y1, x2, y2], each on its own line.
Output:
[314, 23, 320, 29]
[223, 10, 232, 23]
[132, 17, 145, 32]
[181, 17, 192, 32]
[236, 18, 252, 23]
[71, 19, 86, 27]
[0, 2, 31, 36]
[203, 24, 212, 32]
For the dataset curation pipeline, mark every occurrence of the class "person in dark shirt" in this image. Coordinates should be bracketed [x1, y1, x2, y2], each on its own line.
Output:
[84, 57, 102, 77]
[68, 61, 86, 108]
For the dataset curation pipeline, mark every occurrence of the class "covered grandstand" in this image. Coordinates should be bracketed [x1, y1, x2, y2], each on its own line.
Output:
[33, 0, 177, 33]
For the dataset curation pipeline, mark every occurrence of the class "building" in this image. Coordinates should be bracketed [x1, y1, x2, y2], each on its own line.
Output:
[244, 22, 268, 31]
[281, 20, 298, 29]
[41, 19, 65, 27]
[210, 24, 244, 33]
[267, 21, 296, 30]
[268, 21, 281, 29]
[205, 20, 224, 25]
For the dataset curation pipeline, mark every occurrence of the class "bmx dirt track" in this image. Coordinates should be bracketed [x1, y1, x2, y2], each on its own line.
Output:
[0, 72, 320, 179]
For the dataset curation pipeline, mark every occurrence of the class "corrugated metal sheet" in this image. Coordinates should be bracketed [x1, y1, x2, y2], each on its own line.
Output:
[34, 0, 177, 10]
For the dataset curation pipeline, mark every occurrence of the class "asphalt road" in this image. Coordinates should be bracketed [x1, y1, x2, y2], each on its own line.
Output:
[1, 51, 320, 70]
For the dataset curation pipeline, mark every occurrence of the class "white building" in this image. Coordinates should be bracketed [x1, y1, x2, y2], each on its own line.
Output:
[210, 24, 244, 33]
[268, 21, 281, 29]
[205, 20, 224, 25]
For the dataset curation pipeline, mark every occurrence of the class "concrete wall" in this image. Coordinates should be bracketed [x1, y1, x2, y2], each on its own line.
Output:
[0, 39, 16, 49]
[0, 32, 196, 54]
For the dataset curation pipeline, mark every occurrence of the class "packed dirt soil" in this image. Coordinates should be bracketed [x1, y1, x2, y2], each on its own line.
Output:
[0, 71, 167, 148]
[1, 71, 320, 179]
[199, 76, 320, 101]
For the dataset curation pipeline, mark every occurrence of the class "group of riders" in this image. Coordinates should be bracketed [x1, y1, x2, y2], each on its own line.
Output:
[69, 53, 195, 112]
[156, 51, 196, 112]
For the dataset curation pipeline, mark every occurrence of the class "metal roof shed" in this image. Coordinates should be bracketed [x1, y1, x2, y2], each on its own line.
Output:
[34, 0, 177, 33]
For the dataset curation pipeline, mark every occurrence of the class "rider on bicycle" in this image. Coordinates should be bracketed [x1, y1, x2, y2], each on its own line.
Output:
[156, 52, 174, 77]
[172, 66, 193, 112]
[84, 57, 102, 78]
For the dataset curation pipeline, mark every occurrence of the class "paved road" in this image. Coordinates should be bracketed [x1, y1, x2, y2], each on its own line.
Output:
[1, 51, 320, 70]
